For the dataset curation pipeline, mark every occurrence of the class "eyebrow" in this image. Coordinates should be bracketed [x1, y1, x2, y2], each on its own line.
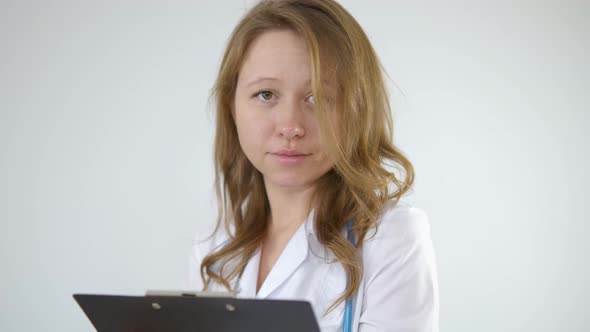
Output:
[245, 76, 336, 94]
[246, 77, 281, 88]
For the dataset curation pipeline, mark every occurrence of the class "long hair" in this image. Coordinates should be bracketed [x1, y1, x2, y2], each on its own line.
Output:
[200, 0, 414, 313]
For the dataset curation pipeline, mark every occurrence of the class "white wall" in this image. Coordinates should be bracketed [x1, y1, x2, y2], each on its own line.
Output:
[1, 0, 588, 331]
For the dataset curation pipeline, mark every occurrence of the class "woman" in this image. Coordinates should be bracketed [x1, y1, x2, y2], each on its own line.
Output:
[189, 0, 439, 331]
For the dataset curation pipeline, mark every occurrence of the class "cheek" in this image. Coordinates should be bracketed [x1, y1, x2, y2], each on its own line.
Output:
[235, 116, 257, 150]
[234, 107, 273, 157]
[234, 99, 253, 136]
[315, 113, 341, 160]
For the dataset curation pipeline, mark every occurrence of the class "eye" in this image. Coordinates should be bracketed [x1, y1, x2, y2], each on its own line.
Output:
[306, 94, 315, 105]
[255, 90, 275, 102]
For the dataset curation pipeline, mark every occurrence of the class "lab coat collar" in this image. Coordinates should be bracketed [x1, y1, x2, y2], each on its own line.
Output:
[238, 209, 317, 299]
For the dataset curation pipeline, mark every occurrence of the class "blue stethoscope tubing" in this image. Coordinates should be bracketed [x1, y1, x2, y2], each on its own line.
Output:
[343, 220, 355, 332]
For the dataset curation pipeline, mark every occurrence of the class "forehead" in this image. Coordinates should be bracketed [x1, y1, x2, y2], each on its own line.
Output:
[238, 29, 311, 82]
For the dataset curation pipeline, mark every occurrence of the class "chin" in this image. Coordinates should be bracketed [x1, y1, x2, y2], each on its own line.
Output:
[264, 174, 316, 190]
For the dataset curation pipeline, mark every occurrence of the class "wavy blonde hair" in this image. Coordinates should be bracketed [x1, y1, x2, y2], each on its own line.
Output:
[200, 0, 414, 313]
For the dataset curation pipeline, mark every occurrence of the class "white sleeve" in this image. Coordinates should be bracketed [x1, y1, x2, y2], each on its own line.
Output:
[358, 205, 439, 332]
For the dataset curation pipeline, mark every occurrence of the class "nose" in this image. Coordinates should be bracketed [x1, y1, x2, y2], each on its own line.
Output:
[276, 99, 305, 139]
[280, 126, 305, 139]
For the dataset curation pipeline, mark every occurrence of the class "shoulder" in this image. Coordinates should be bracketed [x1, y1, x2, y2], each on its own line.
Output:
[361, 200, 437, 290]
[366, 200, 432, 244]
[191, 223, 233, 268]
[375, 201, 430, 240]
[187, 224, 232, 290]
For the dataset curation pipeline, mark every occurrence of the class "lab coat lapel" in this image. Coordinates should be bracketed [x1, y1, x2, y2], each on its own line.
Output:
[256, 222, 309, 298]
[236, 247, 260, 298]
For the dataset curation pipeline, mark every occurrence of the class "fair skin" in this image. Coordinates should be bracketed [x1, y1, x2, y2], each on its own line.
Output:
[233, 29, 335, 293]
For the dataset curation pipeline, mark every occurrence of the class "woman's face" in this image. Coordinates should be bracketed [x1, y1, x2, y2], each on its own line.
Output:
[233, 29, 335, 191]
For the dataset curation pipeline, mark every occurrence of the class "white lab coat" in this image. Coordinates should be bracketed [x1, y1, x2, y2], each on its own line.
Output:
[188, 201, 439, 331]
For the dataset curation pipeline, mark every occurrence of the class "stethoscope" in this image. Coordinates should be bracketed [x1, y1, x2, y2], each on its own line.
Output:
[343, 220, 355, 332]
[209, 220, 356, 332]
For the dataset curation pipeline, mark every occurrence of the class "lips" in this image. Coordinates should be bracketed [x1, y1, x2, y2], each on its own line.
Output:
[270, 149, 310, 164]
[272, 149, 309, 157]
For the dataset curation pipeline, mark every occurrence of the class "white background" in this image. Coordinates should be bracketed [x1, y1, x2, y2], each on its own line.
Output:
[1, 0, 588, 331]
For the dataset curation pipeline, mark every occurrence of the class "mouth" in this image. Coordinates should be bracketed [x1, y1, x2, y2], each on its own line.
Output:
[272, 152, 309, 157]
[269, 151, 310, 164]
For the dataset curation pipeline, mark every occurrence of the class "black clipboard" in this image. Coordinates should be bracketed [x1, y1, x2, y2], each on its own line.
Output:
[73, 293, 321, 332]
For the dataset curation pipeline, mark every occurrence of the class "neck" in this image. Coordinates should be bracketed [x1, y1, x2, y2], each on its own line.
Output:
[264, 182, 316, 235]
